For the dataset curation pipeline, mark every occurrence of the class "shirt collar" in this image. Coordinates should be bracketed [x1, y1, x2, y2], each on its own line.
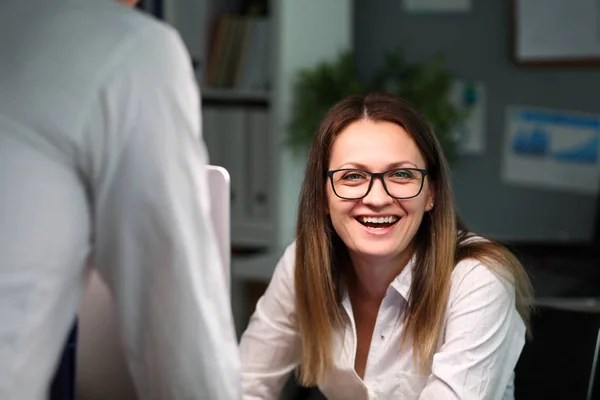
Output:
[389, 255, 414, 300]
[341, 254, 415, 313]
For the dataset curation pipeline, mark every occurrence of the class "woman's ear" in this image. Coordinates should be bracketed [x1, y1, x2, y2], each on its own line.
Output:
[425, 201, 434, 212]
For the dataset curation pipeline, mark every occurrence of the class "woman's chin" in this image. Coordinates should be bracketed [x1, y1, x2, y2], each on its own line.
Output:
[350, 242, 409, 263]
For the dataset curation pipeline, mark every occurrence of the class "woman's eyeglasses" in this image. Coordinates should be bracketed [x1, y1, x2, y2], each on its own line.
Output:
[326, 168, 428, 200]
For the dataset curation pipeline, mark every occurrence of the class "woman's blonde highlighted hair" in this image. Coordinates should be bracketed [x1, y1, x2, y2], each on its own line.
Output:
[293, 93, 534, 386]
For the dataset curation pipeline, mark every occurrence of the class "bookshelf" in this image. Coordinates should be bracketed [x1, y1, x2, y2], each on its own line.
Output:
[142, 0, 352, 276]
[202, 87, 270, 103]
[136, 0, 353, 344]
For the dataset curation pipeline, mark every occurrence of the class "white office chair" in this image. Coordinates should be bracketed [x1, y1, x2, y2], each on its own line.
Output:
[75, 165, 231, 400]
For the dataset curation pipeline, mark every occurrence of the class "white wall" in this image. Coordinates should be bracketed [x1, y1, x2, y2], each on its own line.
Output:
[275, 0, 353, 248]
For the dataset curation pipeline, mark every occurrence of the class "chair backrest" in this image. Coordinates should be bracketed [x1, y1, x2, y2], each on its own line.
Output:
[514, 304, 600, 400]
[74, 165, 231, 400]
[206, 165, 231, 290]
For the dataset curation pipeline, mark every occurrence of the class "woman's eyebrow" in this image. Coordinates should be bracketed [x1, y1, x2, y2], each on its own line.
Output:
[336, 161, 420, 170]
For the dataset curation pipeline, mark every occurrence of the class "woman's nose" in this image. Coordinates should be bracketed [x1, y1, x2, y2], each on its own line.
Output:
[362, 177, 393, 207]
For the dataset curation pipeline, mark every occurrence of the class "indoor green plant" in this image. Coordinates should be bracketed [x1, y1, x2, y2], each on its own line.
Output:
[287, 48, 465, 164]
[286, 51, 365, 155]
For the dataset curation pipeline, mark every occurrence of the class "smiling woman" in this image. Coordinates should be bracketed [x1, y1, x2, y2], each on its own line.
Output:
[239, 92, 534, 400]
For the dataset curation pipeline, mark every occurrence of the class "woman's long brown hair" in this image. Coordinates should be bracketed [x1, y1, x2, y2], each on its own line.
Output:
[294, 93, 534, 386]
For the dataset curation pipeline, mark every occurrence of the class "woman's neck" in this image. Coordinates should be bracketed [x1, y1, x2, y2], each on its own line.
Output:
[348, 248, 413, 303]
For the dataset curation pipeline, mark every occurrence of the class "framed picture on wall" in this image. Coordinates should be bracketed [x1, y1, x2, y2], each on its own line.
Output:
[511, 0, 600, 67]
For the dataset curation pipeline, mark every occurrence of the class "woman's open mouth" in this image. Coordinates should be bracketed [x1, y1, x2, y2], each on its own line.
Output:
[355, 215, 400, 230]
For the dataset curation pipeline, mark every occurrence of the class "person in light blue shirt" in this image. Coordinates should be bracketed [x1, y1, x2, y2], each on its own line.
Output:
[0, 1, 241, 399]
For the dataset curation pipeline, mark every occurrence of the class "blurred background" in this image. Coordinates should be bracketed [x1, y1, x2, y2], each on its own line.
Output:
[58, 0, 600, 399]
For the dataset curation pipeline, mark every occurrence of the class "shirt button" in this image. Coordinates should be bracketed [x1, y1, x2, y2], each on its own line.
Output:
[380, 334, 385, 340]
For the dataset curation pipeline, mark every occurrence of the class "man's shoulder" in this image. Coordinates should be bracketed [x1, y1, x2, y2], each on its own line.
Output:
[59, 0, 170, 31]
[87, 1, 176, 42]
[30, 0, 178, 68]
[0, 0, 189, 140]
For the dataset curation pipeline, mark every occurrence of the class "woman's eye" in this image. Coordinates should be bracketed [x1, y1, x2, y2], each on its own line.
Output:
[343, 173, 366, 181]
[393, 170, 413, 179]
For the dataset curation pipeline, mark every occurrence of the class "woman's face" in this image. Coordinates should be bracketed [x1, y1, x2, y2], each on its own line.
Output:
[326, 119, 434, 265]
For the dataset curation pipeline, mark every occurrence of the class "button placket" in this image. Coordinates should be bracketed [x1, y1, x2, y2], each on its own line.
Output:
[366, 293, 396, 384]
[377, 294, 394, 343]
[378, 292, 405, 359]
[364, 295, 389, 384]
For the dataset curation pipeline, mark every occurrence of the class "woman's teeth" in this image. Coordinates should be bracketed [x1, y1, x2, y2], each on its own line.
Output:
[360, 216, 399, 224]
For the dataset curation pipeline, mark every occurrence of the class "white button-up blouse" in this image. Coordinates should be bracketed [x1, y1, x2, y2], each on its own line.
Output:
[240, 242, 526, 400]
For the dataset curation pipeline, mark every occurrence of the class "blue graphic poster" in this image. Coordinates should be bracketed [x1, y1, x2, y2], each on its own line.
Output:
[502, 107, 600, 194]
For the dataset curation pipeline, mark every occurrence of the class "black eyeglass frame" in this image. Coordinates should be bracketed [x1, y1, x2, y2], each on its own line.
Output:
[326, 168, 429, 200]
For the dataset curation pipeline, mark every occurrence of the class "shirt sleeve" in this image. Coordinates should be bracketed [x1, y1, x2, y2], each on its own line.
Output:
[82, 23, 241, 400]
[418, 262, 526, 400]
[239, 244, 302, 400]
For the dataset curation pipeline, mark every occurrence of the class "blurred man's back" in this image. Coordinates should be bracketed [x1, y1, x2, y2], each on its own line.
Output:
[0, 0, 241, 399]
